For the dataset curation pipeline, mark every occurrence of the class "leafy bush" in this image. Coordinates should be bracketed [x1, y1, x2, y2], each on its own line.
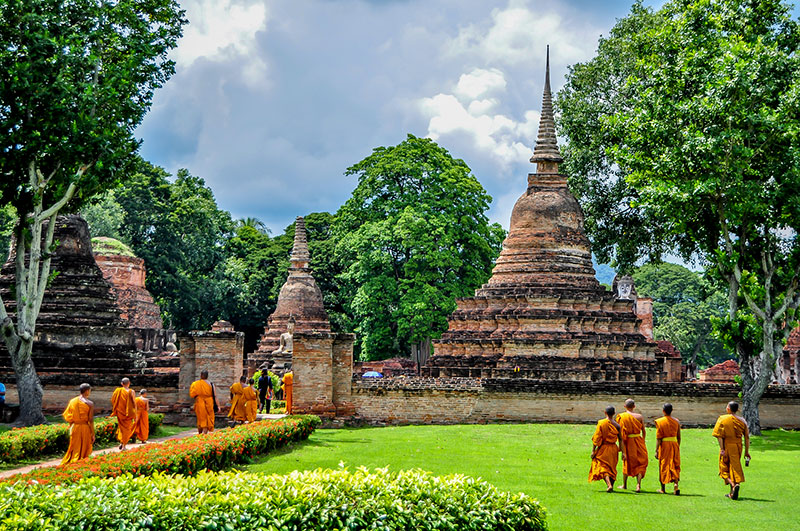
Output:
[0, 414, 164, 464]
[0, 467, 547, 530]
[3, 415, 320, 485]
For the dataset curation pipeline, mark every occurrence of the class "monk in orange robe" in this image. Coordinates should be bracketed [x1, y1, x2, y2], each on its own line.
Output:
[282, 371, 293, 414]
[110, 377, 137, 451]
[133, 389, 150, 443]
[228, 376, 247, 423]
[61, 383, 95, 465]
[713, 400, 750, 500]
[190, 369, 218, 434]
[243, 378, 259, 423]
[616, 398, 648, 492]
[655, 402, 681, 495]
[589, 405, 625, 492]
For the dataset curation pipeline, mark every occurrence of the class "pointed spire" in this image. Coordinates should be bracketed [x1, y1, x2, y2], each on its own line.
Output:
[290, 216, 310, 268]
[530, 45, 563, 167]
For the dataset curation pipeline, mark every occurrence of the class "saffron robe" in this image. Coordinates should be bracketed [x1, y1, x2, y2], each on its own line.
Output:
[589, 418, 619, 482]
[110, 387, 136, 446]
[228, 382, 247, 421]
[189, 379, 215, 431]
[61, 396, 93, 465]
[712, 413, 747, 484]
[283, 372, 293, 414]
[133, 396, 150, 442]
[616, 411, 648, 477]
[655, 415, 681, 483]
[243, 385, 258, 422]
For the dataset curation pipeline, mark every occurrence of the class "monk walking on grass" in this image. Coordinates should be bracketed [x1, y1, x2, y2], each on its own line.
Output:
[243, 378, 259, 423]
[713, 400, 750, 500]
[111, 377, 137, 451]
[655, 402, 681, 495]
[589, 405, 625, 492]
[228, 376, 247, 424]
[616, 398, 648, 492]
[190, 369, 217, 434]
[61, 383, 95, 465]
[133, 389, 150, 444]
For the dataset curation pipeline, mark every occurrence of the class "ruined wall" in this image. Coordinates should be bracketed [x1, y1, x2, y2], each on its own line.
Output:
[94, 253, 163, 330]
[348, 378, 800, 428]
[3, 384, 179, 415]
[178, 329, 244, 407]
[291, 332, 355, 417]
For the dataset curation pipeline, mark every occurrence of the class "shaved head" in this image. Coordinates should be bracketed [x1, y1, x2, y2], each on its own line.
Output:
[625, 399, 635, 409]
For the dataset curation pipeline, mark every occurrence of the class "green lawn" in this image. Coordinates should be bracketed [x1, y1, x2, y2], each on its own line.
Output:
[244, 424, 797, 531]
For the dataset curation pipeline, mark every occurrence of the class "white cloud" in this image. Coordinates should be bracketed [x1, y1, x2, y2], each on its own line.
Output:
[455, 68, 506, 100]
[173, 0, 269, 84]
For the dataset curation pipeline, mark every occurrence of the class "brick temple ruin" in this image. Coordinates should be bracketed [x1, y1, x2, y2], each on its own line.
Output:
[424, 51, 680, 383]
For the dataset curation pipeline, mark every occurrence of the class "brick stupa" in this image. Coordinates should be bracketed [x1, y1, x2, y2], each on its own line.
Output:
[425, 49, 671, 382]
[250, 216, 330, 371]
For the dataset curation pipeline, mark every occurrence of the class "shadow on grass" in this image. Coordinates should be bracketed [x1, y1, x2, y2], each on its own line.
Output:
[752, 429, 800, 452]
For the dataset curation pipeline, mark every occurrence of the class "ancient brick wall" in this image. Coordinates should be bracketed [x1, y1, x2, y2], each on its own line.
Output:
[349, 378, 800, 428]
[292, 332, 336, 416]
[178, 330, 244, 408]
[94, 253, 163, 330]
[2, 385, 179, 415]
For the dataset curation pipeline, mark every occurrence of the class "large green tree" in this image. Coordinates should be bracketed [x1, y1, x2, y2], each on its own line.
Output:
[0, 0, 185, 425]
[557, 0, 800, 433]
[335, 134, 504, 360]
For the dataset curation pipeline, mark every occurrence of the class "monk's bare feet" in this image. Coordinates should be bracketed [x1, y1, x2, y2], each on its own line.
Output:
[606, 486, 614, 493]
[635, 486, 641, 493]
[657, 489, 666, 494]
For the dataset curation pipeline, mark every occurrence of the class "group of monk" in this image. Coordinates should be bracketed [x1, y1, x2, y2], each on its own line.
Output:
[61, 378, 151, 466]
[589, 399, 750, 500]
[227, 376, 260, 424]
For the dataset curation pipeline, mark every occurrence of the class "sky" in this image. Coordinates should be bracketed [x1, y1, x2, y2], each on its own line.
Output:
[136, 0, 677, 234]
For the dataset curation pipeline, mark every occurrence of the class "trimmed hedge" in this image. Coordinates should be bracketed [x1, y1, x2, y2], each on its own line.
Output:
[4, 415, 320, 485]
[0, 413, 164, 464]
[0, 467, 547, 530]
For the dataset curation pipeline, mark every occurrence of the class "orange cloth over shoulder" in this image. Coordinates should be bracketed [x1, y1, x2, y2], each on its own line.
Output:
[588, 418, 619, 482]
[655, 416, 681, 483]
[61, 396, 93, 465]
[133, 396, 149, 442]
[616, 411, 648, 477]
[713, 413, 747, 484]
[190, 379, 215, 431]
[110, 387, 136, 446]
[228, 382, 246, 421]
[243, 385, 258, 422]
[283, 372, 293, 414]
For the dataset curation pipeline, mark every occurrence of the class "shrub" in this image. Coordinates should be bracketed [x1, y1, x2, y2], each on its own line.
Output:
[0, 467, 547, 530]
[3, 415, 320, 485]
[0, 414, 164, 464]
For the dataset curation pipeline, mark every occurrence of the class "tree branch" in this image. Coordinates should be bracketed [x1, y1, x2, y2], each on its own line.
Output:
[38, 181, 78, 221]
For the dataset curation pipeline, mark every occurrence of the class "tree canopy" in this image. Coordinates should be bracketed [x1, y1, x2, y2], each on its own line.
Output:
[557, 0, 800, 432]
[335, 134, 504, 360]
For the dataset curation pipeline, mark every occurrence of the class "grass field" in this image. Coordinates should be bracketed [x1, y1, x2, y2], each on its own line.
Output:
[244, 423, 798, 531]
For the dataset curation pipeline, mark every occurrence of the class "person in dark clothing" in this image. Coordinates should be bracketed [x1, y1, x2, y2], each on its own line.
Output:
[258, 371, 273, 414]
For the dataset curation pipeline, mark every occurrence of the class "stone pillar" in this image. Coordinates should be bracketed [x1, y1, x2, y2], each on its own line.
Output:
[292, 331, 336, 417]
[635, 297, 654, 341]
[178, 327, 243, 409]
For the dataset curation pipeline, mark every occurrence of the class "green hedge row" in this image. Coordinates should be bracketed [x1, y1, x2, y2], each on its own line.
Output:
[4, 415, 320, 485]
[0, 467, 547, 530]
[0, 414, 164, 464]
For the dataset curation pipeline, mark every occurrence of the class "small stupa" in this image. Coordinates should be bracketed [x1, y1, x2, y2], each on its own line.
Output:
[250, 216, 330, 371]
[425, 48, 671, 382]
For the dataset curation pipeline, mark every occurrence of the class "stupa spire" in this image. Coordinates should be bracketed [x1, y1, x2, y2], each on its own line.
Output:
[530, 45, 563, 169]
[290, 216, 310, 269]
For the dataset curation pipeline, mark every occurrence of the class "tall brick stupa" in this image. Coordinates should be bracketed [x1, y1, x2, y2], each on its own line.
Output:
[425, 48, 676, 382]
[249, 216, 330, 371]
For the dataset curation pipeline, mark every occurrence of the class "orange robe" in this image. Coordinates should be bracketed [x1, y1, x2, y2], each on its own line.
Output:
[228, 382, 246, 421]
[712, 414, 746, 484]
[283, 372, 293, 414]
[589, 418, 619, 482]
[133, 396, 150, 442]
[189, 379, 215, 432]
[655, 416, 681, 483]
[616, 412, 648, 477]
[243, 385, 258, 422]
[110, 387, 136, 445]
[61, 396, 93, 465]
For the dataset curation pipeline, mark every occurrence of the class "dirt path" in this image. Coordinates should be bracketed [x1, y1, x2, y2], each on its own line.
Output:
[0, 413, 286, 480]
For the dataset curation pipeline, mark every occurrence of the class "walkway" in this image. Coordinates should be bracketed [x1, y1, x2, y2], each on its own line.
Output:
[0, 413, 287, 480]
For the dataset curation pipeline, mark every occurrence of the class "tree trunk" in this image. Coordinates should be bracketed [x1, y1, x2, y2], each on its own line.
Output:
[10, 339, 47, 426]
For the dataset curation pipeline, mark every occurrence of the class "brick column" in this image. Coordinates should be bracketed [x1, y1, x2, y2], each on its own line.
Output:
[181, 330, 243, 409]
[332, 334, 355, 416]
[292, 331, 337, 417]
